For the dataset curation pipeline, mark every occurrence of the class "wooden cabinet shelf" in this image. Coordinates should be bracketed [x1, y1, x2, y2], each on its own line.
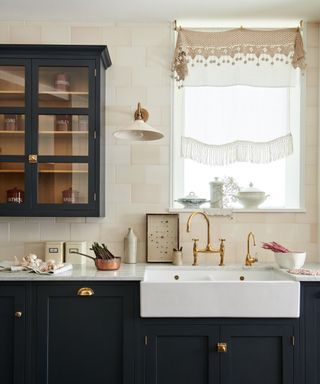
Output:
[0, 90, 24, 94]
[0, 44, 111, 217]
[38, 91, 89, 102]
[39, 130, 88, 135]
[0, 130, 24, 134]
[39, 91, 88, 95]
[39, 169, 88, 174]
[0, 169, 24, 173]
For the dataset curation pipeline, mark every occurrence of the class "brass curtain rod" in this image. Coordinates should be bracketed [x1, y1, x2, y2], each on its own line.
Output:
[173, 19, 303, 31]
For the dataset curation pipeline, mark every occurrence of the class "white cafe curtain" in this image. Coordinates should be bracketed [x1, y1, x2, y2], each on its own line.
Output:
[172, 27, 305, 165]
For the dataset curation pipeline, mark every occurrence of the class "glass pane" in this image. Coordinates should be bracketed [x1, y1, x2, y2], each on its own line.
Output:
[0, 162, 25, 204]
[38, 163, 88, 204]
[0, 66, 25, 107]
[38, 67, 89, 108]
[0, 114, 25, 155]
[38, 115, 88, 156]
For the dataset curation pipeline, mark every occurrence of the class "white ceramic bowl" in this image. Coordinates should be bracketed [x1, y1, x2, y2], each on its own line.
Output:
[237, 183, 268, 209]
[274, 252, 306, 269]
[238, 194, 268, 209]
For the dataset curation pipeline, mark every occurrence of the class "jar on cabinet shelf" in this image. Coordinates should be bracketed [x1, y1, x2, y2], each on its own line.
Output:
[62, 187, 79, 204]
[7, 187, 24, 204]
[54, 73, 70, 92]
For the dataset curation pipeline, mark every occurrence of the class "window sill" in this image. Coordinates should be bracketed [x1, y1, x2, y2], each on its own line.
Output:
[169, 207, 306, 216]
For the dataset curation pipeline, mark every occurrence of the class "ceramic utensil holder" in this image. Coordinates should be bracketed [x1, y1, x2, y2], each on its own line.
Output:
[172, 250, 183, 266]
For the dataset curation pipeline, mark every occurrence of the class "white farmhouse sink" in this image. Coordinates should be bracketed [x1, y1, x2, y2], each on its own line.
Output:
[140, 266, 300, 318]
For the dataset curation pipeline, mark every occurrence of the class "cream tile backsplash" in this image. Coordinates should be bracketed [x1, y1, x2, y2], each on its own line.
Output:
[0, 21, 318, 264]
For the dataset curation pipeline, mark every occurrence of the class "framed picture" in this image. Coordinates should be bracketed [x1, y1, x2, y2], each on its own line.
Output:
[146, 213, 180, 262]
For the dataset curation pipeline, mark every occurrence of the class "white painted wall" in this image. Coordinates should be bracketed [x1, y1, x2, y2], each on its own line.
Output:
[0, 21, 318, 265]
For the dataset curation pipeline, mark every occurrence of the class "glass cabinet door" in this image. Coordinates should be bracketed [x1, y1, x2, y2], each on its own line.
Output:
[0, 63, 27, 207]
[0, 114, 25, 155]
[35, 63, 92, 207]
[37, 163, 88, 204]
[0, 162, 25, 204]
[0, 66, 25, 107]
[38, 66, 89, 108]
[38, 114, 88, 156]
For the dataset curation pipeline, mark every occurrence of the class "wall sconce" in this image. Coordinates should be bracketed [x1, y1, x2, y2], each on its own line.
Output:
[113, 102, 164, 141]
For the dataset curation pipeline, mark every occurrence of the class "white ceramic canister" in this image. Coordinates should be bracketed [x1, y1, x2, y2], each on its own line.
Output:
[45, 241, 64, 263]
[209, 178, 224, 208]
[65, 241, 87, 265]
[124, 228, 137, 264]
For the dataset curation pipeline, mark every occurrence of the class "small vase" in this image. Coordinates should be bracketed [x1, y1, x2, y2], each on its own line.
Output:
[124, 228, 137, 264]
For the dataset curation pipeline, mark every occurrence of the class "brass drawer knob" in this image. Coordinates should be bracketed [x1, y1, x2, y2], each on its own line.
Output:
[15, 311, 23, 318]
[77, 287, 94, 296]
[217, 342, 227, 353]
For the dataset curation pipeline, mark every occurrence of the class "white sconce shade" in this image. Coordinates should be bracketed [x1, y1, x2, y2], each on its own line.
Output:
[113, 103, 164, 141]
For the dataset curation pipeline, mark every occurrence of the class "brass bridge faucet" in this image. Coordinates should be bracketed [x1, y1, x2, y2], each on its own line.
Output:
[186, 211, 225, 266]
[245, 231, 258, 266]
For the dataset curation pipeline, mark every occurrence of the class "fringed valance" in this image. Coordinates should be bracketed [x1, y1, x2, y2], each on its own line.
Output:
[172, 27, 306, 87]
[182, 134, 293, 166]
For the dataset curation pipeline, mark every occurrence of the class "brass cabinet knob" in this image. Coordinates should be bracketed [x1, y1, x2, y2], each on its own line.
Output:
[77, 287, 94, 296]
[28, 154, 38, 163]
[217, 342, 228, 353]
[15, 311, 23, 318]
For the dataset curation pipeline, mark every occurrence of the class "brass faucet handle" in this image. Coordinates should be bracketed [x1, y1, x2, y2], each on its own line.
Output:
[219, 238, 226, 247]
[192, 238, 199, 246]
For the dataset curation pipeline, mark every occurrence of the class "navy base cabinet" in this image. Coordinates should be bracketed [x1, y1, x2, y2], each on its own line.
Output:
[0, 285, 26, 384]
[142, 324, 219, 384]
[220, 325, 294, 384]
[302, 284, 320, 384]
[36, 283, 137, 384]
[141, 321, 296, 384]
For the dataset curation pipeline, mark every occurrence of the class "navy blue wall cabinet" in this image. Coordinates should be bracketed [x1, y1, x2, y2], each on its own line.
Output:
[141, 319, 297, 384]
[0, 45, 111, 217]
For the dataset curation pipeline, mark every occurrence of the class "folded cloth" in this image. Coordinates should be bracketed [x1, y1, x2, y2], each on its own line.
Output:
[26, 263, 73, 275]
[288, 268, 320, 276]
[0, 262, 73, 275]
[0, 261, 21, 271]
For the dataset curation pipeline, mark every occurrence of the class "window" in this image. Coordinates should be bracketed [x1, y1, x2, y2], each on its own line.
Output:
[172, 75, 302, 210]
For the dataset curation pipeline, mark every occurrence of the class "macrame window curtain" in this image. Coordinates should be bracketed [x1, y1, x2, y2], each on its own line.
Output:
[172, 26, 306, 166]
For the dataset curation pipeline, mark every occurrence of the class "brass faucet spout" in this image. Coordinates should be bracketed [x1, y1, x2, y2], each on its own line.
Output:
[245, 231, 258, 266]
[186, 211, 225, 266]
[186, 211, 211, 247]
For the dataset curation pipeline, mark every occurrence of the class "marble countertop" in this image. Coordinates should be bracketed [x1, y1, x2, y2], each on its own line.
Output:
[0, 262, 319, 282]
[0, 263, 146, 281]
